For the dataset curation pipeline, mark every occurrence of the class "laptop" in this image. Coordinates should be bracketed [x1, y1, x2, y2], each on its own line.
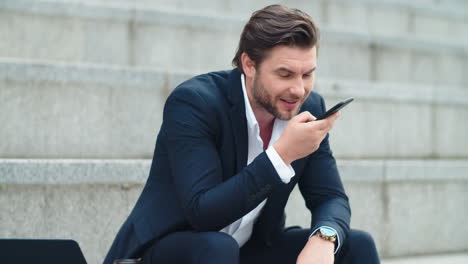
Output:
[0, 239, 87, 264]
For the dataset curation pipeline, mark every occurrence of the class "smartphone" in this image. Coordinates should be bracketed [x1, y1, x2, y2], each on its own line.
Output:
[316, 97, 354, 120]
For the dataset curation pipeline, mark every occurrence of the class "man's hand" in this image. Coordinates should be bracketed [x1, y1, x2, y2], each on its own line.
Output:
[296, 235, 335, 264]
[273, 111, 339, 164]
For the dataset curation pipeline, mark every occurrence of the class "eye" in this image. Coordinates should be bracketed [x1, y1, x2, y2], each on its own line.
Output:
[278, 72, 291, 78]
[303, 73, 312, 79]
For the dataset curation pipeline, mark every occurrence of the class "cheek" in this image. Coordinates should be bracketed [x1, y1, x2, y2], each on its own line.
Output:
[274, 85, 291, 99]
[305, 78, 314, 92]
[263, 79, 283, 97]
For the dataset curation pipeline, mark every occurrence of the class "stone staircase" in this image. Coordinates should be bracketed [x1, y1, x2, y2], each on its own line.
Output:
[0, 0, 467, 263]
[382, 253, 468, 264]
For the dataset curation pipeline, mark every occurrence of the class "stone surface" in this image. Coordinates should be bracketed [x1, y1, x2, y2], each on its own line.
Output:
[383, 160, 468, 256]
[327, 1, 369, 34]
[0, 159, 151, 184]
[0, 0, 466, 84]
[1, 60, 467, 159]
[0, 183, 143, 264]
[412, 13, 451, 40]
[367, 4, 409, 37]
[132, 21, 239, 73]
[385, 182, 468, 256]
[374, 47, 412, 83]
[436, 54, 467, 87]
[0, 80, 165, 158]
[328, 99, 433, 159]
[0, 11, 130, 65]
[434, 105, 468, 158]
[34, 0, 468, 42]
[1, 159, 468, 262]
[382, 253, 468, 264]
[285, 159, 468, 257]
[0, 61, 166, 159]
[385, 160, 468, 181]
[317, 39, 372, 81]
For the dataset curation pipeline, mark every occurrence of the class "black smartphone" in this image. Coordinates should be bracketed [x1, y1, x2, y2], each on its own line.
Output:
[316, 97, 354, 120]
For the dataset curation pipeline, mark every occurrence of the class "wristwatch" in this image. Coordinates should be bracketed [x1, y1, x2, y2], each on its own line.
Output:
[316, 226, 337, 243]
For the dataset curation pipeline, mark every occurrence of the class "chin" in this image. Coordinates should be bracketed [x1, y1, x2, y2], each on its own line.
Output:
[272, 104, 301, 120]
[277, 111, 297, 121]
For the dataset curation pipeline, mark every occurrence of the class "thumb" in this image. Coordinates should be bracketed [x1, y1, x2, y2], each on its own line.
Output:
[293, 111, 316, 123]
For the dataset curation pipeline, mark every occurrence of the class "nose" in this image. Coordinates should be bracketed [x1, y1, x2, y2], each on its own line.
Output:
[289, 77, 305, 99]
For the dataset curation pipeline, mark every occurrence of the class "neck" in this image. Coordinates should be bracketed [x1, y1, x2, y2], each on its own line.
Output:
[252, 106, 275, 130]
[254, 109, 274, 150]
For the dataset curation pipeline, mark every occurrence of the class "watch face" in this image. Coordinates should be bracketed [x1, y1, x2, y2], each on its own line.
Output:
[320, 227, 337, 237]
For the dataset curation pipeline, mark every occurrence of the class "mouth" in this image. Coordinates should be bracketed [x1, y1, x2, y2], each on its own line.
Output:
[280, 98, 299, 109]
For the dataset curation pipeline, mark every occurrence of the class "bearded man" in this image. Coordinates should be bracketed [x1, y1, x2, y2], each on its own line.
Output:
[104, 4, 380, 264]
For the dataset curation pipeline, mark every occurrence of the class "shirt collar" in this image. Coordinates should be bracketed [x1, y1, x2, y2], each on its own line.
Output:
[241, 74, 259, 130]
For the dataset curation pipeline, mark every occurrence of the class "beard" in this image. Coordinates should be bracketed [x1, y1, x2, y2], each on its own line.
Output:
[251, 74, 304, 121]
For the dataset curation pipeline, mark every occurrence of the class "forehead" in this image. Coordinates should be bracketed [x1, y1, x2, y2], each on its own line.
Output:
[262, 45, 317, 72]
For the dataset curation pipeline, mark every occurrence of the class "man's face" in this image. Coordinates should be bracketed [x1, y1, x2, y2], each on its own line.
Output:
[250, 45, 316, 120]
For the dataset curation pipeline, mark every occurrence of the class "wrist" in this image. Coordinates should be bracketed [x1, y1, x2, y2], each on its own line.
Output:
[316, 226, 337, 244]
[310, 234, 335, 250]
[273, 141, 293, 165]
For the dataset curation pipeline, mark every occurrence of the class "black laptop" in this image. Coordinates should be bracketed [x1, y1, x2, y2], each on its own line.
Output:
[0, 239, 87, 264]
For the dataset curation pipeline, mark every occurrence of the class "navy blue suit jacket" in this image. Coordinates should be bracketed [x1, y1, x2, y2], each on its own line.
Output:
[103, 69, 351, 264]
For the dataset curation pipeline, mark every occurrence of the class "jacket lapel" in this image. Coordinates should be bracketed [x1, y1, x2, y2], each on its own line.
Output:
[226, 69, 248, 175]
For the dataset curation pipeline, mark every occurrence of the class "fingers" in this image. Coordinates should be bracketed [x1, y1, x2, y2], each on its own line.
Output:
[327, 111, 340, 121]
[294, 111, 316, 123]
[308, 111, 340, 132]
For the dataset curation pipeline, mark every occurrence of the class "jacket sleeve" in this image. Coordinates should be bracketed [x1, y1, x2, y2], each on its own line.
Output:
[298, 96, 351, 253]
[163, 86, 284, 232]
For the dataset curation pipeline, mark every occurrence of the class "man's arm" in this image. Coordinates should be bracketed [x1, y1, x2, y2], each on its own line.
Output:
[298, 132, 351, 248]
[297, 95, 351, 261]
[295, 132, 350, 263]
[164, 87, 284, 232]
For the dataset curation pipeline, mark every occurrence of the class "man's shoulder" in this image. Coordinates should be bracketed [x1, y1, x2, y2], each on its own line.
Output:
[169, 69, 234, 102]
[301, 91, 325, 115]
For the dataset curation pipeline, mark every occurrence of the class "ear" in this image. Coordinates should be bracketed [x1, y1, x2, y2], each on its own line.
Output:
[241, 52, 256, 78]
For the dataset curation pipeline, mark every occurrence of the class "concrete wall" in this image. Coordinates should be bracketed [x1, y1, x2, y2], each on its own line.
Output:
[1, 62, 467, 159]
[1, 1, 467, 80]
[2, 159, 468, 263]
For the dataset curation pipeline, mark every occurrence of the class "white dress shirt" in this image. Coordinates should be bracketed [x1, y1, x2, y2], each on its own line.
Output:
[219, 74, 295, 247]
[219, 74, 340, 253]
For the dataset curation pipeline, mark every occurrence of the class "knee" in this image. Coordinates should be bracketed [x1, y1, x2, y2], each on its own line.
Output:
[348, 230, 376, 255]
[350, 230, 376, 246]
[340, 230, 380, 264]
[198, 232, 239, 258]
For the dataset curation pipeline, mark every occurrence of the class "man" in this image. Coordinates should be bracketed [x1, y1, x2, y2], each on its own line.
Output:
[104, 5, 380, 264]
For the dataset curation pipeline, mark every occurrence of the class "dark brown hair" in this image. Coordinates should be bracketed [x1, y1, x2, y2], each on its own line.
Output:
[232, 5, 320, 73]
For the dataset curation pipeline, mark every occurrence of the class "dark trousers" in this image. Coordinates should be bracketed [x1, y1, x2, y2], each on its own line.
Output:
[142, 228, 380, 264]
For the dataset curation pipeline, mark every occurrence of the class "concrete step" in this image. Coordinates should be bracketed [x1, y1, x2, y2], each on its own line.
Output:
[1, 0, 467, 86]
[382, 253, 468, 264]
[285, 159, 468, 258]
[0, 58, 466, 159]
[0, 58, 169, 159]
[1, 58, 468, 159]
[42, 0, 468, 42]
[1, 159, 467, 263]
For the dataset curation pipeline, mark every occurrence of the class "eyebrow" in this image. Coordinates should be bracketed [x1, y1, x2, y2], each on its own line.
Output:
[275, 67, 316, 74]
